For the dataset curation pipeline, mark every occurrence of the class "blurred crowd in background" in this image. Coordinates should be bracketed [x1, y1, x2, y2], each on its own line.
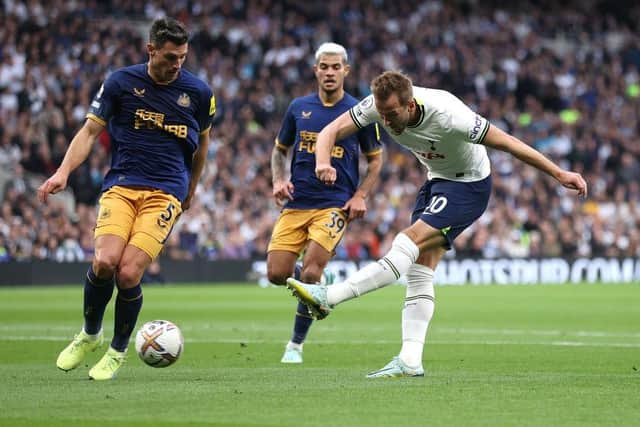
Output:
[1, 0, 639, 263]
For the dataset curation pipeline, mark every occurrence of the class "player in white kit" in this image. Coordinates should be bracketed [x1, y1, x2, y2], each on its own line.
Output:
[286, 70, 587, 378]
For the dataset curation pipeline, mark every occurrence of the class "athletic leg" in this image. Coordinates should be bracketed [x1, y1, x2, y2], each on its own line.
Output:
[324, 220, 445, 306]
[266, 250, 299, 286]
[364, 178, 492, 377]
[89, 189, 181, 380]
[111, 244, 151, 351]
[267, 250, 310, 363]
[83, 235, 125, 334]
[56, 199, 132, 371]
[288, 241, 332, 344]
[398, 248, 444, 368]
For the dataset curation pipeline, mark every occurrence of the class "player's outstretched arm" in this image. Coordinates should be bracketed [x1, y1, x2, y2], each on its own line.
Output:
[482, 124, 587, 197]
[37, 118, 105, 203]
[315, 111, 359, 185]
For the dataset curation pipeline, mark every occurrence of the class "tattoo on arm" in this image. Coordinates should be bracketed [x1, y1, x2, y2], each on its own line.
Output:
[271, 147, 288, 183]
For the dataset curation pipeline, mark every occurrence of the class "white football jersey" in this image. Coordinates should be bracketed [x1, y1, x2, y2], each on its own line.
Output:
[350, 86, 491, 182]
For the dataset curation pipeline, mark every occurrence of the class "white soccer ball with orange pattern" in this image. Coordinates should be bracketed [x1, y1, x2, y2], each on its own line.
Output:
[135, 320, 184, 367]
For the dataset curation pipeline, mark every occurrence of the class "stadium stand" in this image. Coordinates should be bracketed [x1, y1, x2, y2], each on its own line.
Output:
[0, 0, 639, 262]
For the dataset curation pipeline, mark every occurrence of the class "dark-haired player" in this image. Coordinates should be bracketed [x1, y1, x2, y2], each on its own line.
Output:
[38, 17, 216, 380]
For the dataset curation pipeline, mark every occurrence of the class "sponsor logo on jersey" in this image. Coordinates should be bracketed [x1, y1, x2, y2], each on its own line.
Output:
[134, 109, 188, 138]
[133, 87, 146, 97]
[177, 93, 191, 107]
[302, 111, 312, 119]
[417, 150, 446, 160]
[468, 115, 483, 141]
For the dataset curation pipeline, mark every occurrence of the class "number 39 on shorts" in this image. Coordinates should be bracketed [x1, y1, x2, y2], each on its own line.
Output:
[325, 211, 346, 234]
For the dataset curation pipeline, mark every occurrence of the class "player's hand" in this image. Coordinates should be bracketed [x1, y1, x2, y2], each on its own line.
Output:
[37, 171, 68, 203]
[558, 170, 588, 197]
[315, 163, 336, 185]
[342, 194, 367, 220]
[272, 180, 294, 207]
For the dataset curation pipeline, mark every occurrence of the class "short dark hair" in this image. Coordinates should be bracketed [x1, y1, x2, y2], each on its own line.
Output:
[149, 17, 189, 47]
[370, 71, 413, 106]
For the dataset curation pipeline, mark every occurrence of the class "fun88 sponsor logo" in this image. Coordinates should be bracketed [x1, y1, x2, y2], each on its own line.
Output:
[468, 115, 484, 142]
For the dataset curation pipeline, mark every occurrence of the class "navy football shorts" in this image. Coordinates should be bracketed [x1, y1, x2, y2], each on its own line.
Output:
[410, 175, 492, 249]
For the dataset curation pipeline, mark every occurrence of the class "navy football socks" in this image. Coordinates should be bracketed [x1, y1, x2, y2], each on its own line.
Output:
[290, 264, 313, 345]
[111, 284, 143, 352]
[291, 303, 314, 344]
[83, 266, 115, 335]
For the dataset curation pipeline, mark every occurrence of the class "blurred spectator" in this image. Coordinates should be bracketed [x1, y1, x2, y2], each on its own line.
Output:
[142, 260, 166, 284]
[0, 0, 639, 262]
[0, 233, 10, 262]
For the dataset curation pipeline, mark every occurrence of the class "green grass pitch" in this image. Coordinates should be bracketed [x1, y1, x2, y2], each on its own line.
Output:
[0, 283, 638, 426]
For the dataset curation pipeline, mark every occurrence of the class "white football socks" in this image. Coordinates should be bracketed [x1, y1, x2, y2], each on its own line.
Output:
[398, 264, 435, 368]
[326, 233, 419, 306]
[81, 328, 103, 340]
[286, 341, 303, 351]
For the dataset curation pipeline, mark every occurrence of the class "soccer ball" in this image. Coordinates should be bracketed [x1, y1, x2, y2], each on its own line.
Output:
[135, 320, 184, 368]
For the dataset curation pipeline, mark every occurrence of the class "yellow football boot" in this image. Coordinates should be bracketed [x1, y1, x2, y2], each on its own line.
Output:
[88, 347, 127, 380]
[56, 330, 104, 371]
